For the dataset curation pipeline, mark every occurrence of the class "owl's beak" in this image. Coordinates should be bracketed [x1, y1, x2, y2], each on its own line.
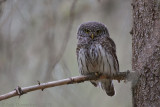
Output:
[91, 34, 94, 39]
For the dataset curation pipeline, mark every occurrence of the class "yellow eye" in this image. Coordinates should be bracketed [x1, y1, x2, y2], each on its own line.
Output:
[84, 29, 90, 33]
[96, 30, 101, 34]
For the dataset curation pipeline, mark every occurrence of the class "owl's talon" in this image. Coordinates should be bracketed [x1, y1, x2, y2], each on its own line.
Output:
[94, 72, 101, 76]
[95, 72, 98, 76]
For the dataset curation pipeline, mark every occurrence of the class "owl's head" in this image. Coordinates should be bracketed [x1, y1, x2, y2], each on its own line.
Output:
[77, 22, 109, 42]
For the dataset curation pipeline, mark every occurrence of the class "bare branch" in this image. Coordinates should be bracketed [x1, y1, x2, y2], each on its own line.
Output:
[0, 70, 136, 101]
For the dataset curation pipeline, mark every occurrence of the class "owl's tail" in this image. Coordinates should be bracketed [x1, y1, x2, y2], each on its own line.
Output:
[90, 79, 115, 96]
[100, 79, 115, 96]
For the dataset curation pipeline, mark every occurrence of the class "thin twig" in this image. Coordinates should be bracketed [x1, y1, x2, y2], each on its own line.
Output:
[0, 70, 135, 101]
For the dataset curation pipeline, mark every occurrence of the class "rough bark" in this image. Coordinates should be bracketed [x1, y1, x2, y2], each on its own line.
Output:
[132, 0, 160, 107]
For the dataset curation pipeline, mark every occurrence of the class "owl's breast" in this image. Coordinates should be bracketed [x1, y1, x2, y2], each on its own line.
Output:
[85, 44, 102, 70]
[88, 44, 99, 62]
[77, 44, 103, 74]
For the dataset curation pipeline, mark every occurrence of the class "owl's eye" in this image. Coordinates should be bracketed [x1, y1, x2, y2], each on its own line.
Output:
[84, 29, 90, 33]
[96, 30, 101, 34]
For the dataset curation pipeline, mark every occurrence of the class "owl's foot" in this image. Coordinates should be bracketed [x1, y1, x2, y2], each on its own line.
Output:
[95, 72, 101, 76]
[86, 72, 101, 77]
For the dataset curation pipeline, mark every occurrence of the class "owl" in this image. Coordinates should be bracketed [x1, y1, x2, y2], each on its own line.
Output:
[76, 22, 119, 96]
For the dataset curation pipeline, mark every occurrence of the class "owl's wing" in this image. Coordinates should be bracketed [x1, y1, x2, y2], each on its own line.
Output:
[76, 43, 82, 59]
[102, 37, 119, 72]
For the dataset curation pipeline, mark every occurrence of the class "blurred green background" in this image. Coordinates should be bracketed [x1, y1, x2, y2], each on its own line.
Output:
[0, 0, 132, 107]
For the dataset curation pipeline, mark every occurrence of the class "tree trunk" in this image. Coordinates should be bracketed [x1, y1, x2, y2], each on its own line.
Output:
[132, 0, 160, 107]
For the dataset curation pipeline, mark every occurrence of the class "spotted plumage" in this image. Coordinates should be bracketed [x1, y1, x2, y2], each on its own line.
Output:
[76, 22, 119, 96]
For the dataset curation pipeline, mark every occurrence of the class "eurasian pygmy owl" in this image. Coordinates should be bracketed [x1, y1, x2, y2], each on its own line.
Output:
[76, 22, 119, 96]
